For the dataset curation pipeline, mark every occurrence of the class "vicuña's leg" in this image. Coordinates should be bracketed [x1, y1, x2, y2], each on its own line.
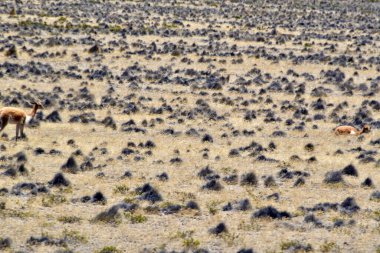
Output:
[0, 116, 8, 132]
[20, 123, 25, 138]
[16, 123, 20, 141]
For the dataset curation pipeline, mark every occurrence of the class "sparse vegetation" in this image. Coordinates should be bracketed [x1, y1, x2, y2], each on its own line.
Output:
[206, 200, 221, 215]
[0, 209, 34, 219]
[0, 0, 379, 252]
[171, 230, 200, 249]
[62, 229, 88, 243]
[57, 215, 81, 224]
[97, 246, 122, 253]
[42, 194, 67, 207]
[113, 184, 129, 194]
[182, 237, 200, 249]
[280, 240, 313, 252]
[109, 25, 122, 33]
[320, 241, 339, 252]
[123, 212, 147, 224]
[372, 210, 380, 221]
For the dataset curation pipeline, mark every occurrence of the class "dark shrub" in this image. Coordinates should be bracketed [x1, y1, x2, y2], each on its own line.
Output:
[209, 222, 227, 234]
[341, 164, 358, 177]
[324, 171, 344, 184]
[252, 206, 291, 219]
[240, 172, 258, 186]
[48, 173, 70, 187]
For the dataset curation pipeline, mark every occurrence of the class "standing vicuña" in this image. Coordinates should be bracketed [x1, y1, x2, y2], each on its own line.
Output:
[334, 124, 371, 136]
[0, 102, 44, 140]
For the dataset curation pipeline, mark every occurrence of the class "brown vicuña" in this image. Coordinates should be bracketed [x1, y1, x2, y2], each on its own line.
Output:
[0, 102, 44, 140]
[334, 124, 371, 136]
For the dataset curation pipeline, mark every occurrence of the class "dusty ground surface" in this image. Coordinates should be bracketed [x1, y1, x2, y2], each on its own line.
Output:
[0, 0, 380, 252]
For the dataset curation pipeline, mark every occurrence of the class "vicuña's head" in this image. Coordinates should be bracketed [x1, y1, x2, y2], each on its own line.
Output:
[32, 101, 44, 109]
[362, 124, 371, 133]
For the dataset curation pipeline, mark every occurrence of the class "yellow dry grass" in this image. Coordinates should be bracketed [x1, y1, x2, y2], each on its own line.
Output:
[0, 1, 380, 252]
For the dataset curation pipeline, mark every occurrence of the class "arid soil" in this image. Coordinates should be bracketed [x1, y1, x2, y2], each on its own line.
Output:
[0, 0, 380, 252]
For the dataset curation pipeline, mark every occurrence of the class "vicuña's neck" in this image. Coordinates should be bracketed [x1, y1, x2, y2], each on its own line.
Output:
[28, 104, 38, 118]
